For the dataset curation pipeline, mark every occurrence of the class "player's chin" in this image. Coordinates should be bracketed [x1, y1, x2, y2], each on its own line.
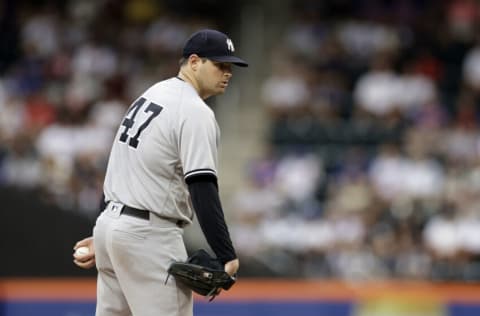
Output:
[216, 86, 227, 94]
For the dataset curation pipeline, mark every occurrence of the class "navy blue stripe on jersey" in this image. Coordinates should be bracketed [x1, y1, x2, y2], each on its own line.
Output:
[184, 168, 216, 179]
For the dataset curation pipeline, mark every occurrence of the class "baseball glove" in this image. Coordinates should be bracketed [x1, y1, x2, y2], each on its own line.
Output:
[166, 249, 236, 301]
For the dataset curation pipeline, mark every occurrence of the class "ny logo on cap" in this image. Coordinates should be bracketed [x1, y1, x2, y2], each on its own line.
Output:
[226, 38, 235, 52]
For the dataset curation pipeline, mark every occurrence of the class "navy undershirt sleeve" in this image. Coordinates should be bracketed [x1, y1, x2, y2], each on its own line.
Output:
[186, 175, 237, 264]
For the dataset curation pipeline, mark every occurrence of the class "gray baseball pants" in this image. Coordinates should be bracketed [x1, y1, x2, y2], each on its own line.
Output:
[93, 202, 193, 316]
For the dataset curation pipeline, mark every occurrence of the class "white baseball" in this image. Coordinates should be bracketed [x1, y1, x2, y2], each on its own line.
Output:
[75, 246, 90, 256]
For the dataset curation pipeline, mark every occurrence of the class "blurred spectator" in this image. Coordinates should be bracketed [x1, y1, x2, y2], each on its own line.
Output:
[261, 63, 311, 119]
[397, 59, 437, 112]
[446, 0, 479, 42]
[1, 132, 43, 189]
[462, 41, 480, 93]
[71, 42, 118, 80]
[353, 53, 400, 117]
[273, 152, 322, 206]
[368, 143, 408, 201]
[0, 95, 25, 142]
[423, 206, 460, 259]
[21, 8, 60, 59]
[230, 157, 284, 256]
[336, 20, 401, 63]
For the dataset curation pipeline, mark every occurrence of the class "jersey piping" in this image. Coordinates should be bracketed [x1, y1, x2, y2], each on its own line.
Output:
[184, 168, 217, 179]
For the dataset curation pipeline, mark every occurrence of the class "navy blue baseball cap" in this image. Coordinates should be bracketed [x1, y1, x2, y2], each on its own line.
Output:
[182, 29, 248, 67]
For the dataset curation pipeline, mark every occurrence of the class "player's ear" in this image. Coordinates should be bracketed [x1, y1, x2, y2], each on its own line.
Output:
[189, 54, 202, 71]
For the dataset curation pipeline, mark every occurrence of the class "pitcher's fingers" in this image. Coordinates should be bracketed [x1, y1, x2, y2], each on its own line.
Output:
[74, 237, 93, 250]
[73, 252, 93, 261]
[74, 258, 95, 269]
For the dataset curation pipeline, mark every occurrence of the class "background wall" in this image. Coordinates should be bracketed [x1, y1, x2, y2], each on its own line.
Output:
[1, 279, 480, 316]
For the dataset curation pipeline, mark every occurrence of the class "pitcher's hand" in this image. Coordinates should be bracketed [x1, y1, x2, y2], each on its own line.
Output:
[73, 236, 95, 269]
[224, 258, 239, 277]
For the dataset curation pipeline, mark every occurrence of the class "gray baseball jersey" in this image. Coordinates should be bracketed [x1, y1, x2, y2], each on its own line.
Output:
[103, 77, 220, 225]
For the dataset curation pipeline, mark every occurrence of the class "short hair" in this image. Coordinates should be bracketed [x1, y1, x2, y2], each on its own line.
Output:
[179, 56, 208, 67]
[178, 57, 187, 66]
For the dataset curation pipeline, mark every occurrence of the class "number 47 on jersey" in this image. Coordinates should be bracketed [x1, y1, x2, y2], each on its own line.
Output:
[119, 97, 163, 149]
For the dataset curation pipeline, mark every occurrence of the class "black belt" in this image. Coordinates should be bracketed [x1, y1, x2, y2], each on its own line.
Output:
[121, 206, 150, 220]
[120, 205, 187, 228]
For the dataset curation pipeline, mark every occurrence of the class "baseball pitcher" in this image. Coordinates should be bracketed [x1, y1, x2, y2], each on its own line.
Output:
[73, 29, 248, 316]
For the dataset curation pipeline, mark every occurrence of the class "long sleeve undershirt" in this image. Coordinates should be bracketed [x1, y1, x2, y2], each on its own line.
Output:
[186, 176, 237, 264]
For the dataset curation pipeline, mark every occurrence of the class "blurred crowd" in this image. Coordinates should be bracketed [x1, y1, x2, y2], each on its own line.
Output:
[0, 1, 224, 217]
[230, 0, 480, 281]
[2, 0, 480, 281]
